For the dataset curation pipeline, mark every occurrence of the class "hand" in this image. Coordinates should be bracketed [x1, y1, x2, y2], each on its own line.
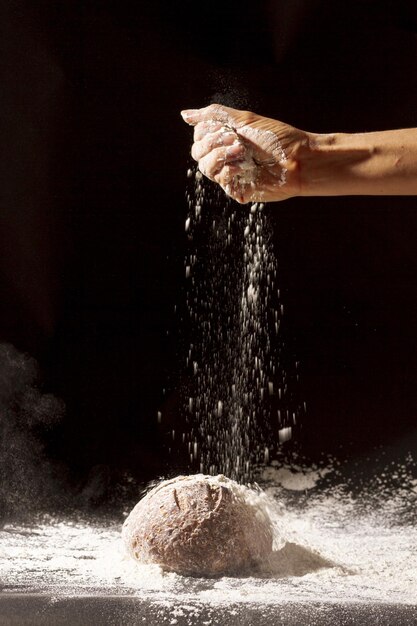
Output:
[181, 104, 309, 204]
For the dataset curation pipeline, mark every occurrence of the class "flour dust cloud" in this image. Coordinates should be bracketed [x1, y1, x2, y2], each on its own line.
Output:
[180, 168, 303, 482]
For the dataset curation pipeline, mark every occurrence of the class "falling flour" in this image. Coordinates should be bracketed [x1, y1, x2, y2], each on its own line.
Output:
[180, 167, 303, 482]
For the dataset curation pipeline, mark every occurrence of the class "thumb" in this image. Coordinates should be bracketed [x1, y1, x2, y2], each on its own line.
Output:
[181, 104, 251, 128]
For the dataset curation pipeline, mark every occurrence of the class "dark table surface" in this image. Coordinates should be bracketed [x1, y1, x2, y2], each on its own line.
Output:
[1, 595, 417, 626]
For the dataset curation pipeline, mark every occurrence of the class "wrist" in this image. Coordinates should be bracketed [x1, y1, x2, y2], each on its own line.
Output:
[298, 132, 349, 196]
[297, 131, 386, 197]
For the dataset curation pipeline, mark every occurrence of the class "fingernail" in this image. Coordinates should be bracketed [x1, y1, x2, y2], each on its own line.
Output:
[181, 109, 198, 123]
[226, 143, 244, 160]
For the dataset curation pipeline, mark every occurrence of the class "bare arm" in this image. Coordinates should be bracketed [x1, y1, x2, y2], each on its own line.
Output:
[300, 129, 417, 197]
[181, 105, 417, 203]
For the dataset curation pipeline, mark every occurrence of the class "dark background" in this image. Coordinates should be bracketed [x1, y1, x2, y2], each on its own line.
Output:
[1, 0, 417, 491]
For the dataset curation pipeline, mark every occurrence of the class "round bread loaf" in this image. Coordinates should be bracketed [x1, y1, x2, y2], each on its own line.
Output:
[122, 474, 273, 577]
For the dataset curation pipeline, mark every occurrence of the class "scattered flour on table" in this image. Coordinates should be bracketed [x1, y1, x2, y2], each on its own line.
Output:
[261, 462, 334, 491]
[1, 457, 416, 606]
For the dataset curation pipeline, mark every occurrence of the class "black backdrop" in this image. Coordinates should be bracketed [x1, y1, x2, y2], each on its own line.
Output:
[1, 0, 417, 489]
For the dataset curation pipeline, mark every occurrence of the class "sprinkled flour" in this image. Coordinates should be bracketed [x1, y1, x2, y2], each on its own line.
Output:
[178, 168, 303, 481]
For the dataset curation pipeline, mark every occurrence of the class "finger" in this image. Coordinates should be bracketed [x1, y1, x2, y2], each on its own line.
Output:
[181, 103, 245, 127]
[194, 120, 223, 142]
[197, 144, 246, 180]
[217, 164, 264, 204]
[238, 124, 285, 164]
[191, 129, 237, 161]
[222, 183, 258, 205]
[218, 176, 249, 204]
[181, 109, 200, 125]
[227, 190, 248, 204]
[214, 162, 248, 185]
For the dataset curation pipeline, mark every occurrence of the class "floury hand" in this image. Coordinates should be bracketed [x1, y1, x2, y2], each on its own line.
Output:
[181, 104, 307, 204]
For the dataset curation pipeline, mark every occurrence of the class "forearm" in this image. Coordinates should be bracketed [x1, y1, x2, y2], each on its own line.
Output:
[299, 128, 417, 197]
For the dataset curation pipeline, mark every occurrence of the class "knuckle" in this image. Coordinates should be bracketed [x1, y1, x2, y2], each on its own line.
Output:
[207, 103, 219, 114]
[203, 168, 215, 182]
[191, 144, 199, 161]
[206, 135, 215, 151]
[193, 123, 205, 141]
[198, 158, 211, 178]
[198, 164, 207, 178]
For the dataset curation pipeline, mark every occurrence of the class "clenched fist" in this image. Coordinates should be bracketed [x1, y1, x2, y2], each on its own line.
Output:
[181, 104, 309, 204]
